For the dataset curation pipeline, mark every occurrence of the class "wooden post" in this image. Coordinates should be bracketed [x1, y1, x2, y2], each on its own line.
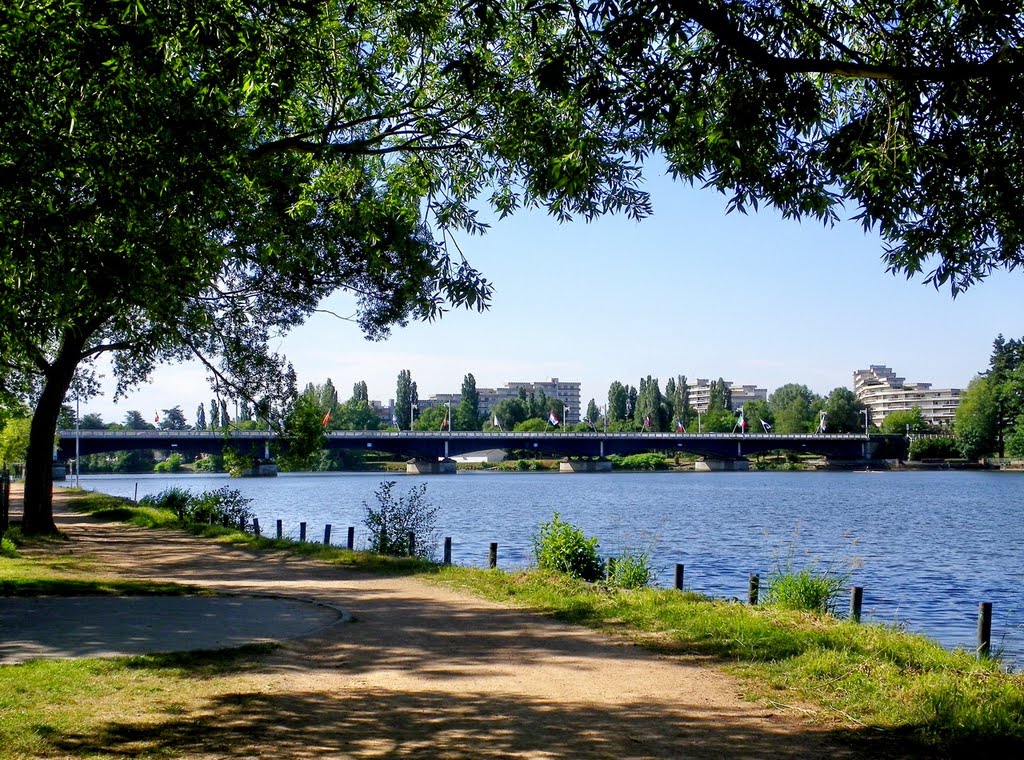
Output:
[748, 574, 760, 605]
[674, 563, 685, 591]
[323, 524, 332, 546]
[850, 586, 863, 623]
[489, 542, 498, 569]
[978, 602, 993, 658]
[443, 536, 452, 565]
[347, 526, 355, 550]
[253, 518, 261, 537]
[407, 530, 415, 557]
[238, 515, 246, 532]
[276, 519, 283, 540]
[299, 521, 306, 542]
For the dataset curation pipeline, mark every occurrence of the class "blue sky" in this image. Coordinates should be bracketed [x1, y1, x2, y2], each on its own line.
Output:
[88, 168, 1021, 423]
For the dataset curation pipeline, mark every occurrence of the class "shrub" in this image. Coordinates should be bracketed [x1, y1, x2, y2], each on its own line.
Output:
[363, 481, 439, 558]
[764, 566, 847, 614]
[609, 453, 668, 470]
[1, 534, 17, 557]
[140, 486, 253, 529]
[532, 513, 605, 582]
[606, 548, 653, 589]
[909, 437, 959, 461]
[153, 452, 183, 473]
[140, 487, 194, 520]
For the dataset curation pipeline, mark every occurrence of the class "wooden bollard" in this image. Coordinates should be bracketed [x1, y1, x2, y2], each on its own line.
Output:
[323, 524, 332, 546]
[407, 530, 416, 557]
[253, 518, 261, 537]
[276, 519, 283, 540]
[674, 563, 685, 591]
[978, 602, 993, 658]
[489, 542, 498, 569]
[850, 586, 863, 623]
[346, 526, 355, 550]
[299, 521, 306, 542]
[443, 537, 452, 565]
[238, 515, 246, 532]
[748, 574, 760, 605]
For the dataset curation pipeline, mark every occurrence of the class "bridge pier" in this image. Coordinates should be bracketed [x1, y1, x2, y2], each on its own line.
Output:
[559, 459, 612, 473]
[406, 458, 457, 475]
[694, 458, 749, 472]
[236, 461, 279, 477]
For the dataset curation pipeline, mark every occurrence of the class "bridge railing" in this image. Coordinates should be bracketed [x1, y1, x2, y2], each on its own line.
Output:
[59, 429, 875, 441]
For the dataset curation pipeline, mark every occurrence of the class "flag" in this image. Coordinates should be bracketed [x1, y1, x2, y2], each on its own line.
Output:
[493, 414, 503, 432]
[391, 412, 398, 428]
[737, 407, 747, 431]
[819, 411, 827, 433]
[321, 411, 331, 427]
[643, 415, 651, 430]
[440, 412, 449, 431]
[154, 412, 159, 423]
[548, 411, 560, 426]
[676, 419, 685, 433]
[760, 418, 772, 433]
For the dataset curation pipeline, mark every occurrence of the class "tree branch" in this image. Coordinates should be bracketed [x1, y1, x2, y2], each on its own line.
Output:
[684, 0, 1020, 81]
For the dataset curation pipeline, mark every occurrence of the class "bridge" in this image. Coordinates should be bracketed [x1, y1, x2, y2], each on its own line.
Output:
[56, 429, 906, 463]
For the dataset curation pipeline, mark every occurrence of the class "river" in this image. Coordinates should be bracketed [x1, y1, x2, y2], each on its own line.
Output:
[75, 469, 1024, 665]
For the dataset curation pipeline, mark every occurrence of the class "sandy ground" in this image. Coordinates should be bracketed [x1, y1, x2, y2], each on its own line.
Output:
[2, 488, 893, 759]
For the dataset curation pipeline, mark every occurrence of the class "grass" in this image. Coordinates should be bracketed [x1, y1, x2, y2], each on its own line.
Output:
[430, 567, 1024, 753]
[7, 487, 1024, 755]
[0, 646, 275, 757]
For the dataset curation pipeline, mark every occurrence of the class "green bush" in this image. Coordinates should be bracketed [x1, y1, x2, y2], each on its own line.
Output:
[1, 534, 18, 557]
[139, 486, 254, 529]
[606, 548, 653, 589]
[764, 566, 847, 614]
[153, 453, 183, 473]
[608, 453, 668, 470]
[532, 513, 605, 582]
[363, 481, 439, 558]
[909, 436, 959, 461]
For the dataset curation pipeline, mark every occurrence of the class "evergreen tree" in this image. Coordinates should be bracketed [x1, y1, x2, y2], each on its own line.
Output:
[607, 381, 627, 422]
[195, 403, 206, 431]
[220, 399, 230, 428]
[395, 370, 414, 430]
[585, 399, 601, 428]
[351, 380, 368, 403]
[209, 399, 220, 429]
[123, 410, 149, 430]
[458, 373, 481, 430]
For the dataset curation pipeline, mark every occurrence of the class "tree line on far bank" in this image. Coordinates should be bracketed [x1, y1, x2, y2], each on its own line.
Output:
[4, 334, 1022, 476]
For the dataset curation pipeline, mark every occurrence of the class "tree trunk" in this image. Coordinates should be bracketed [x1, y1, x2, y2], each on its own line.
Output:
[21, 335, 82, 535]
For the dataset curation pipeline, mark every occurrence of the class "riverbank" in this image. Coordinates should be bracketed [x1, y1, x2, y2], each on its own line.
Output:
[5, 486, 1024, 756]
[1, 486, 888, 759]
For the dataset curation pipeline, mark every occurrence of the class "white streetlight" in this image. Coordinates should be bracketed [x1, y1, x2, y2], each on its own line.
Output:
[862, 409, 869, 436]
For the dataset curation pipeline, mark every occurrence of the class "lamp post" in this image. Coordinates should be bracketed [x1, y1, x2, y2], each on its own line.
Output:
[74, 386, 80, 488]
[862, 409, 869, 436]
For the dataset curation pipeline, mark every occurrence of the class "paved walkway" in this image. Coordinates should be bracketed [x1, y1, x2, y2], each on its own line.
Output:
[0, 594, 342, 664]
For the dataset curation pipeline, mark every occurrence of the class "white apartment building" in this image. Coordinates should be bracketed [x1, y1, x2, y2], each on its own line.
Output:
[853, 365, 961, 429]
[688, 379, 768, 413]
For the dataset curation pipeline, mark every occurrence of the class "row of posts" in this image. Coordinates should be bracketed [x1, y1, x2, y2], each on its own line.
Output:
[739, 570, 994, 659]
[245, 517, 997, 660]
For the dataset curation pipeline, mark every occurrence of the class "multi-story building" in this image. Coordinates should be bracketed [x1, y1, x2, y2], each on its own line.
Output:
[688, 379, 768, 413]
[853, 365, 961, 429]
[392, 377, 582, 426]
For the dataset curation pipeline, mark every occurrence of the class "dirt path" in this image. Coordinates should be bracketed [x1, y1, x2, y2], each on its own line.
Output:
[9, 490, 882, 759]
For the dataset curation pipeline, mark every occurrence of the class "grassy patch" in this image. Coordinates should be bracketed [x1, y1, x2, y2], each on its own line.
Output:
[0, 645, 274, 758]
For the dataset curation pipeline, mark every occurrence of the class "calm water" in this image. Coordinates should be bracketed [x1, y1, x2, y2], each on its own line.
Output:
[77, 470, 1024, 663]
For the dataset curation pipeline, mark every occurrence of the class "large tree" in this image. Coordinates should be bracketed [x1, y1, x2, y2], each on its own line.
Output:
[2, 0, 647, 533]
[578, 1, 1024, 292]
